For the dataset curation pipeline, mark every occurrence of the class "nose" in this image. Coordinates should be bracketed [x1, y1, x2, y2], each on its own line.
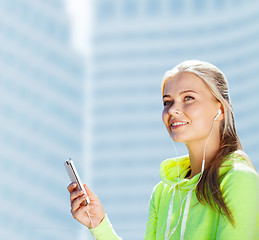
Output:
[168, 104, 181, 116]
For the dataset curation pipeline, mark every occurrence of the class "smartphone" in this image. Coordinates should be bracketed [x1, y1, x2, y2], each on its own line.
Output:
[64, 158, 90, 205]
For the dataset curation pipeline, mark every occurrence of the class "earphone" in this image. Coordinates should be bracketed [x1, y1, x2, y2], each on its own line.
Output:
[214, 109, 221, 121]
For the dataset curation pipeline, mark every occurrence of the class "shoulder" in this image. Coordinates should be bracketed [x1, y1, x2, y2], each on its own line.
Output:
[150, 181, 172, 204]
[151, 181, 167, 197]
[149, 181, 175, 214]
[219, 150, 259, 192]
[217, 152, 259, 230]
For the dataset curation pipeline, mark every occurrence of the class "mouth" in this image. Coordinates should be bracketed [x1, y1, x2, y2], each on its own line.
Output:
[170, 121, 189, 129]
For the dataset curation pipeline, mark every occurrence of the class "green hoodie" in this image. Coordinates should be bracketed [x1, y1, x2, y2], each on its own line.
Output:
[90, 150, 259, 240]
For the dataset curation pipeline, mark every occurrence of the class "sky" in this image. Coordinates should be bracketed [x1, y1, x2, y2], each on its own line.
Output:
[65, 0, 92, 54]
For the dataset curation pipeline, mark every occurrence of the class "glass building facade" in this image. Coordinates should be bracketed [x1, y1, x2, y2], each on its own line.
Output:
[1, 0, 259, 240]
[0, 0, 85, 239]
[88, 1, 259, 239]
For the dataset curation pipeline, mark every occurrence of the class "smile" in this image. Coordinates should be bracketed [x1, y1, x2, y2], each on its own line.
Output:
[171, 121, 189, 129]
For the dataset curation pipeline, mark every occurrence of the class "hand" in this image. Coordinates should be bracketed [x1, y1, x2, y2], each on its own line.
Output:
[67, 183, 105, 229]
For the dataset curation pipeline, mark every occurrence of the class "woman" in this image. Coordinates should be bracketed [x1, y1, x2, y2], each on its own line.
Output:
[67, 60, 259, 239]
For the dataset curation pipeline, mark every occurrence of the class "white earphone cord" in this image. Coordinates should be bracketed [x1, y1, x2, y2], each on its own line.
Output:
[168, 112, 217, 238]
[86, 211, 96, 240]
[172, 141, 182, 204]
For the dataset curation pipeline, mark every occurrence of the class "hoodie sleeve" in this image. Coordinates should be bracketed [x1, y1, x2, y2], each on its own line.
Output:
[89, 214, 123, 240]
[144, 183, 163, 240]
[216, 166, 259, 240]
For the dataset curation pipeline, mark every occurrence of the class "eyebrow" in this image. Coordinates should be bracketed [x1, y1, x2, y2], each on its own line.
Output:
[163, 90, 197, 98]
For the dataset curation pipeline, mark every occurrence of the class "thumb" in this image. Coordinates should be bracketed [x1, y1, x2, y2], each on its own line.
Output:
[83, 184, 97, 200]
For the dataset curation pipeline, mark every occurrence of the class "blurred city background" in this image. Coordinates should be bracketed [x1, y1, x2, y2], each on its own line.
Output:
[0, 0, 259, 239]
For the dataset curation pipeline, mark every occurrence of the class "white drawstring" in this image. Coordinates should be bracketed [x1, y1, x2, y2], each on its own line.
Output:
[165, 185, 176, 240]
[166, 189, 189, 239]
[180, 190, 192, 240]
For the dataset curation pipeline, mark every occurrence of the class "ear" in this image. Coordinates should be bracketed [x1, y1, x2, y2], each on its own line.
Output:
[217, 105, 224, 121]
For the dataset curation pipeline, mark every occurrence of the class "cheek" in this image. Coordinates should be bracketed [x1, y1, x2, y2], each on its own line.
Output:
[184, 105, 213, 132]
[162, 108, 168, 125]
[183, 104, 201, 121]
[162, 109, 172, 133]
[185, 104, 213, 129]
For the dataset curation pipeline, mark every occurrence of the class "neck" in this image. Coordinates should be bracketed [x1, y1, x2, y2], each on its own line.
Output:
[185, 130, 220, 179]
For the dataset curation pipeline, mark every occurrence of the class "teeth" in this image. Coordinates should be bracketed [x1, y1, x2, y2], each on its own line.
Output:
[171, 122, 187, 126]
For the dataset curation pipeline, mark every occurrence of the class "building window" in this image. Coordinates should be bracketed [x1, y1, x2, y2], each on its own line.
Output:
[193, 0, 206, 12]
[147, 0, 161, 16]
[122, 0, 138, 18]
[96, 0, 116, 21]
[169, 0, 184, 15]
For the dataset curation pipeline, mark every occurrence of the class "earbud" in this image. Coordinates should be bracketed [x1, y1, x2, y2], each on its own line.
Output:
[214, 109, 221, 121]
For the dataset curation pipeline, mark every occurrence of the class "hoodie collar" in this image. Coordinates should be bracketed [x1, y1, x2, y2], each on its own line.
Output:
[160, 150, 250, 190]
[160, 155, 199, 189]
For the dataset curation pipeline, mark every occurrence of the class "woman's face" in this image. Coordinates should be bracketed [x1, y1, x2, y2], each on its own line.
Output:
[162, 72, 221, 144]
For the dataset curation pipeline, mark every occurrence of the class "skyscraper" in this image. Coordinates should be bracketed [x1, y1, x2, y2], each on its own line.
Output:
[0, 0, 85, 239]
[89, 1, 259, 239]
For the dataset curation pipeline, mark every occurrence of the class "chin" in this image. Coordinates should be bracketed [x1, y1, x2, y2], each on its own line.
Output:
[171, 133, 183, 142]
[171, 132, 191, 143]
[172, 137, 184, 143]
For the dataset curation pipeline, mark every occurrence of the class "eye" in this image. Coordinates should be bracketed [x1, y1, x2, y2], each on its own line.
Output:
[184, 96, 194, 101]
[163, 100, 172, 106]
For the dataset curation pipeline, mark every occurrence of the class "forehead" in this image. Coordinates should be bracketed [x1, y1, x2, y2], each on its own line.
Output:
[163, 72, 210, 95]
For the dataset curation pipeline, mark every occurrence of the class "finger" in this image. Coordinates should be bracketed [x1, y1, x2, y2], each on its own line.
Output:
[67, 182, 77, 193]
[71, 205, 88, 222]
[71, 194, 88, 212]
[83, 184, 97, 199]
[70, 189, 84, 204]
